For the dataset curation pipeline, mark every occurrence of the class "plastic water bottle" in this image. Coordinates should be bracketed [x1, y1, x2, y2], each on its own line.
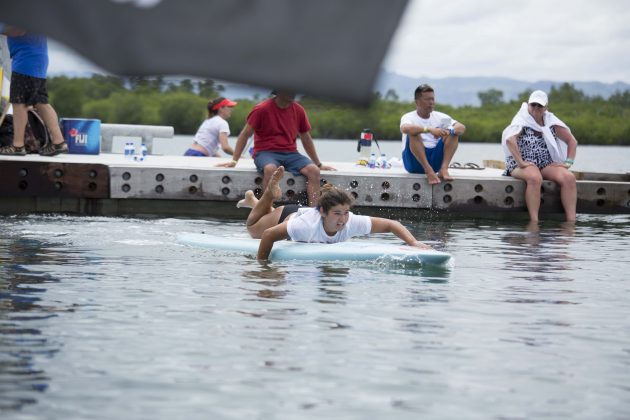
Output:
[141, 143, 148, 159]
[379, 153, 388, 169]
[129, 142, 136, 157]
[368, 153, 376, 169]
[124, 142, 132, 159]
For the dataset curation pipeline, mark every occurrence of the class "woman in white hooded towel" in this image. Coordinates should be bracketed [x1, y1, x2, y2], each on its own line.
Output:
[501, 90, 578, 222]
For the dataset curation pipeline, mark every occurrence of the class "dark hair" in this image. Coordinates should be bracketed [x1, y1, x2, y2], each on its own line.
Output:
[318, 184, 354, 213]
[207, 97, 226, 116]
[414, 84, 434, 100]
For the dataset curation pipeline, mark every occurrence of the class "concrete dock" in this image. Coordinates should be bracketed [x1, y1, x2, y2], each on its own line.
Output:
[1, 153, 629, 218]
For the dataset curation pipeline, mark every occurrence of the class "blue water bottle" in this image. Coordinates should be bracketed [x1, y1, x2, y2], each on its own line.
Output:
[124, 142, 131, 159]
[141, 143, 148, 158]
[380, 153, 388, 169]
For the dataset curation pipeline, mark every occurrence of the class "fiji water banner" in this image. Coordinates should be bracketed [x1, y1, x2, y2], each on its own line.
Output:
[61, 118, 101, 155]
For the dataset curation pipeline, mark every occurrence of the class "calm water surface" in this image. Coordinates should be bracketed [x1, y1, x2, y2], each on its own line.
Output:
[1, 214, 629, 419]
[147, 137, 630, 174]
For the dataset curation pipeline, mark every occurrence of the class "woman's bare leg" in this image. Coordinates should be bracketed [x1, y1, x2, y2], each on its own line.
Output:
[245, 166, 285, 238]
[510, 166, 543, 222]
[541, 165, 577, 222]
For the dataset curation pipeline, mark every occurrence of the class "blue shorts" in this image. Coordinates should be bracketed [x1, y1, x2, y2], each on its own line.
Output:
[402, 136, 445, 174]
[184, 148, 206, 157]
[254, 151, 313, 176]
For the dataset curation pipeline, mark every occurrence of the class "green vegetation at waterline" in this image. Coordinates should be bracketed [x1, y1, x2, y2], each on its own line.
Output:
[47, 76, 630, 145]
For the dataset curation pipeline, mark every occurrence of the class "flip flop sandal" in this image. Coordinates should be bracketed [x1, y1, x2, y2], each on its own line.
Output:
[464, 162, 485, 170]
[448, 162, 462, 169]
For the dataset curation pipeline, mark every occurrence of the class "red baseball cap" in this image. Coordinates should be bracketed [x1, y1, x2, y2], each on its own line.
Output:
[210, 97, 238, 111]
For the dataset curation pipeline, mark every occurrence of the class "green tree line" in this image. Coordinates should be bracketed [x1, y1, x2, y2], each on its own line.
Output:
[47, 76, 630, 145]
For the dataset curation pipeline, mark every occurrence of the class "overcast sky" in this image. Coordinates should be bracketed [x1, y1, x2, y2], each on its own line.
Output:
[47, 0, 630, 84]
[382, 0, 630, 83]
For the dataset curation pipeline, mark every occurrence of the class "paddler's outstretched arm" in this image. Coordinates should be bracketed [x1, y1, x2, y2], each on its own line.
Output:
[257, 222, 290, 261]
[369, 217, 432, 250]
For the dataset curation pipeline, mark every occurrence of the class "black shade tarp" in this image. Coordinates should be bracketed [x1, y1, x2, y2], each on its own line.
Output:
[1, 0, 409, 104]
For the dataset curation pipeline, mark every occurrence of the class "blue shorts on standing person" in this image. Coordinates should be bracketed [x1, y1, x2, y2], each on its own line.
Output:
[254, 151, 313, 176]
[402, 136, 445, 174]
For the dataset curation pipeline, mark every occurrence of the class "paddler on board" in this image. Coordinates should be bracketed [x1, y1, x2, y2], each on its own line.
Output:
[237, 166, 432, 261]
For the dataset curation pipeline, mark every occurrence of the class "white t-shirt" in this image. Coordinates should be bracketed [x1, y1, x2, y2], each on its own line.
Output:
[193, 115, 230, 156]
[400, 110, 457, 149]
[287, 207, 372, 243]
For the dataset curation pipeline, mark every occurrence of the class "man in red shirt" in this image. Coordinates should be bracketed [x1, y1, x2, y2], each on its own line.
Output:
[219, 91, 334, 205]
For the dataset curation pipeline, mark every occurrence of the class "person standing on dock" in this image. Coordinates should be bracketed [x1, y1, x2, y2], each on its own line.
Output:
[217, 90, 335, 206]
[0, 25, 68, 156]
[184, 97, 237, 157]
[502, 90, 578, 222]
[400, 84, 465, 184]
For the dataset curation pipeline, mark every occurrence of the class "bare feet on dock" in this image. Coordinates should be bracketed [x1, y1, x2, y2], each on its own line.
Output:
[268, 166, 284, 200]
[236, 190, 258, 208]
[437, 169, 453, 182]
[427, 172, 441, 184]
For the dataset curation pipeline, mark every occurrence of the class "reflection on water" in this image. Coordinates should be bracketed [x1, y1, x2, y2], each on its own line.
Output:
[500, 220, 578, 305]
[315, 266, 349, 305]
[0, 237, 62, 411]
[1, 214, 629, 419]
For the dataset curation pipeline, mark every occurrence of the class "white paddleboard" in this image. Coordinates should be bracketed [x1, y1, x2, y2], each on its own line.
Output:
[178, 233, 452, 265]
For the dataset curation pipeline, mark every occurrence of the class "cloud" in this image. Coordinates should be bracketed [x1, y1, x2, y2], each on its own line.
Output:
[383, 0, 630, 83]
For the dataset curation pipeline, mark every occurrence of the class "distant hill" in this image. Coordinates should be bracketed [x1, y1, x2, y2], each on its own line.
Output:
[49, 69, 630, 107]
[219, 71, 630, 106]
[374, 70, 630, 106]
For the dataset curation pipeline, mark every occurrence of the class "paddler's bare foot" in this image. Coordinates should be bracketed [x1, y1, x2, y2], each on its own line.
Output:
[237, 190, 258, 208]
[437, 169, 454, 182]
[427, 172, 441, 185]
[267, 166, 285, 200]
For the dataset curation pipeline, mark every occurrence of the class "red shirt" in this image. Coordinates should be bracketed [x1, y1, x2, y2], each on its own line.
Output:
[247, 98, 311, 155]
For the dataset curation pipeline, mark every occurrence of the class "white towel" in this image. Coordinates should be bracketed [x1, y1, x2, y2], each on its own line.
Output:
[501, 102, 570, 163]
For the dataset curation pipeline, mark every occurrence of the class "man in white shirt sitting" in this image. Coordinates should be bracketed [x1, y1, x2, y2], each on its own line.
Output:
[400, 84, 466, 184]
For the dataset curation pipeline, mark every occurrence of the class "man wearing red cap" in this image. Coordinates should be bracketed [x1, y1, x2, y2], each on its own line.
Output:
[219, 90, 334, 206]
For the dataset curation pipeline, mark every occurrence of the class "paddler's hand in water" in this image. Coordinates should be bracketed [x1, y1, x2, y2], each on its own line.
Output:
[410, 240, 432, 250]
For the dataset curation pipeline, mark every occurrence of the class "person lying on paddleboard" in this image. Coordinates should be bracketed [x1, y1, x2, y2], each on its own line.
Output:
[237, 166, 432, 260]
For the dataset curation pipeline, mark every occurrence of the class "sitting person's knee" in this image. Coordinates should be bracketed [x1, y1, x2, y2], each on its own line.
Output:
[526, 173, 543, 186]
[263, 164, 278, 174]
[561, 171, 577, 187]
[408, 133, 421, 143]
[301, 164, 320, 178]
